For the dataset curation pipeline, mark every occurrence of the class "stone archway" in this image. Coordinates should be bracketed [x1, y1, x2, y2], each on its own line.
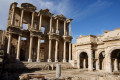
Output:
[79, 52, 88, 69]
[111, 49, 120, 72]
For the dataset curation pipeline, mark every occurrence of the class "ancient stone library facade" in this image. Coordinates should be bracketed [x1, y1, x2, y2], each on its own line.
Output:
[6, 2, 72, 63]
[0, 2, 120, 73]
[73, 28, 120, 72]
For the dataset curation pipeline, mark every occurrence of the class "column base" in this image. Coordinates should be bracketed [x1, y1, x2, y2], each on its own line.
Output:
[63, 59, 66, 62]
[55, 59, 58, 62]
[28, 59, 32, 62]
[47, 59, 52, 62]
[36, 59, 41, 62]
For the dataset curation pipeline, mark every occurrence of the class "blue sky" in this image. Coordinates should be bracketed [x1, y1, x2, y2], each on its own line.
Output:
[0, 0, 120, 43]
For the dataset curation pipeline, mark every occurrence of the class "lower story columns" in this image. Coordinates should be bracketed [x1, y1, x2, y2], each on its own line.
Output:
[16, 35, 21, 60]
[28, 36, 33, 62]
[48, 39, 52, 62]
[83, 59, 86, 69]
[55, 40, 59, 62]
[69, 42, 72, 62]
[96, 59, 100, 70]
[7, 33, 12, 55]
[88, 51, 93, 71]
[36, 37, 41, 62]
[114, 59, 118, 72]
[63, 41, 66, 62]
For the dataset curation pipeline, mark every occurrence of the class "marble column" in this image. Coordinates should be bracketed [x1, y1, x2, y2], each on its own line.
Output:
[28, 36, 33, 62]
[16, 35, 21, 60]
[96, 59, 100, 70]
[56, 19, 59, 33]
[63, 41, 66, 62]
[69, 21, 71, 36]
[36, 37, 41, 62]
[50, 17, 52, 33]
[55, 40, 58, 62]
[20, 9, 24, 27]
[83, 59, 86, 69]
[11, 7, 15, 25]
[88, 51, 93, 71]
[64, 21, 66, 36]
[48, 39, 52, 62]
[114, 59, 118, 72]
[69, 42, 71, 62]
[7, 33, 12, 55]
[39, 14, 42, 31]
[31, 12, 35, 29]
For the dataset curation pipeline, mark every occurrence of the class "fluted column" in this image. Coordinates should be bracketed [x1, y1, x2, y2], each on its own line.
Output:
[31, 12, 35, 29]
[56, 19, 59, 33]
[48, 39, 52, 62]
[69, 42, 71, 62]
[63, 41, 66, 62]
[55, 40, 59, 62]
[28, 36, 33, 62]
[39, 14, 42, 31]
[64, 21, 66, 35]
[83, 59, 86, 69]
[114, 59, 118, 72]
[36, 37, 41, 62]
[7, 33, 12, 55]
[16, 35, 21, 60]
[50, 17, 52, 33]
[20, 9, 24, 27]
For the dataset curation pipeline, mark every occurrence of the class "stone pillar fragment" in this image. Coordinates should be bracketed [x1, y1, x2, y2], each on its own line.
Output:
[36, 37, 41, 62]
[55, 40, 58, 62]
[114, 59, 118, 72]
[16, 35, 21, 60]
[64, 21, 66, 35]
[63, 41, 66, 62]
[56, 64, 61, 78]
[50, 17, 52, 33]
[7, 33, 12, 55]
[48, 39, 52, 62]
[31, 12, 35, 28]
[83, 59, 86, 69]
[28, 36, 33, 62]
[56, 19, 59, 33]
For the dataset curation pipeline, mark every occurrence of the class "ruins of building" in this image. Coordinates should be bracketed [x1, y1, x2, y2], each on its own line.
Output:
[0, 30, 5, 48]
[6, 2, 73, 63]
[74, 28, 120, 72]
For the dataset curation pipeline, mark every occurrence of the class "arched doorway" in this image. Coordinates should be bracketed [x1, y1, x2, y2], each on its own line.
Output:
[99, 51, 105, 70]
[111, 49, 120, 72]
[79, 52, 88, 69]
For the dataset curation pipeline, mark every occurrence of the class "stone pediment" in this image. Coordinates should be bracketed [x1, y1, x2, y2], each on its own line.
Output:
[55, 14, 66, 20]
[39, 9, 54, 17]
[21, 3, 37, 11]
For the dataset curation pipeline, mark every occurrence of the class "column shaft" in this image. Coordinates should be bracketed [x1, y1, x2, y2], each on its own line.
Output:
[63, 41, 66, 62]
[48, 39, 52, 62]
[7, 33, 12, 55]
[69, 22, 71, 36]
[96, 59, 100, 70]
[39, 15, 42, 31]
[28, 36, 33, 62]
[69, 42, 71, 61]
[88, 51, 93, 71]
[20, 10, 24, 27]
[31, 12, 35, 28]
[50, 17, 52, 32]
[55, 40, 58, 62]
[64, 21, 66, 35]
[36, 37, 41, 62]
[11, 7, 15, 25]
[16, 35, 21, 60]
[56, 19, 59, 33]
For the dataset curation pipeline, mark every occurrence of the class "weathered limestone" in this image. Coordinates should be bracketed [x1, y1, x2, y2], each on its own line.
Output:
[83, 59, 86, 69]
[55, 40, 58, 62]
[69, 42, 71, 61]
[28, 36, 33, 62]
[56, 64, 61, 78]
[7, 33, 12, 55]
[39, 15, 42, 31]
[20, 9, 24, 27]
[114, 59, 118, 72]
[63, 41, 66, 62]
[36, 37, 41, 62]
[48, 39, 52, 62]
